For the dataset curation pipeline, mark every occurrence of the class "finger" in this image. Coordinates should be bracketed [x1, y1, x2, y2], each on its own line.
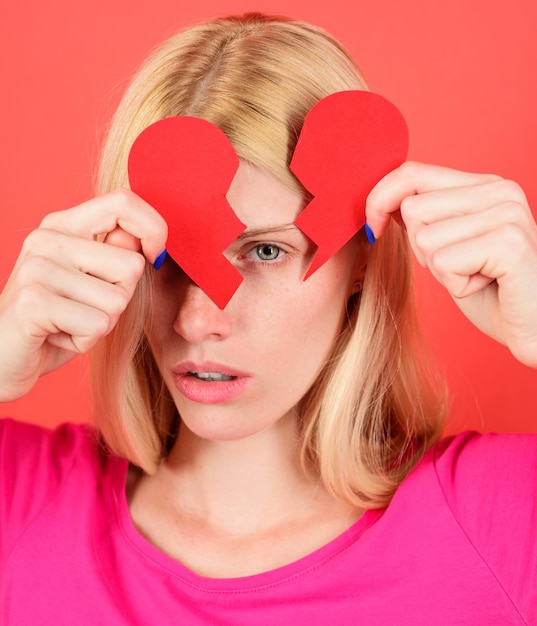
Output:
[16, 229, 146, 287]
[412, 201, 533, 267]
[427, 225, 534, 298]
[39, 189, 168, 263]
[12, 285, 113, 354]
[366, 162, 502, 238]
[45, 331, 88, 353]
[402, 179, 528, 226]
[16, 256, 137, 322]
[103, 226, 142, 252]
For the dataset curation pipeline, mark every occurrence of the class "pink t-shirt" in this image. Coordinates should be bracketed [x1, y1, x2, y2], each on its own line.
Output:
[1, 418, 536, 624]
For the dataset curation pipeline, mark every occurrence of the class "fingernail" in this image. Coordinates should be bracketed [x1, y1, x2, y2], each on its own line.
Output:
[364, 222, 376, 245]
[153, 248, 167, 270]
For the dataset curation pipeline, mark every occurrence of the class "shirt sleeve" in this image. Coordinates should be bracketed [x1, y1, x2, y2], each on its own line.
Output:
[0, 418, 96, 563]
[433, 431, 537, 621]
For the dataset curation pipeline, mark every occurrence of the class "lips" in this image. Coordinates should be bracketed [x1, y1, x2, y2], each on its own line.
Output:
[171, 361, 251, 404]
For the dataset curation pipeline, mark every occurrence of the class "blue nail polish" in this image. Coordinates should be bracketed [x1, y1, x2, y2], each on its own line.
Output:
[365, 222, 376, 245]
[153, 249, 167, 270]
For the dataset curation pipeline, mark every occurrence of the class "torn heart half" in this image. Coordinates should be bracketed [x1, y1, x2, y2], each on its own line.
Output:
[128, 90, 409, 308]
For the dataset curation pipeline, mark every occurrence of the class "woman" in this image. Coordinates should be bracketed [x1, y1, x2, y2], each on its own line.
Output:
[1, 13, 536, 624]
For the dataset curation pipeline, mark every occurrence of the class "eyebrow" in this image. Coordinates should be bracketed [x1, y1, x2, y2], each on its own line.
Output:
[235, 224, 299, 240]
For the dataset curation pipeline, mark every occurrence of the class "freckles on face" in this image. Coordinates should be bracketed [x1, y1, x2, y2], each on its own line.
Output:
[144, 161, 361, 440]
[224, 160, 356, 376]
[225, 160, 357, 352]
[238, 242, 355, 381]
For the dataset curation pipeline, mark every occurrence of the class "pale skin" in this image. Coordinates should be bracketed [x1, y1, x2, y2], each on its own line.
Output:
[1, 161, 536, 578]
[367, 163, 537, 367]
[128, 162, 366, 577]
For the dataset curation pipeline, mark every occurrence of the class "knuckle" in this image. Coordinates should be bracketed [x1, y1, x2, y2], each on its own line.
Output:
[108, 187, 136, 209]
[38, 211, 63, 229]
[496, 221, 528, 249]
[413, 226, 430, 255]
[448, 283, 468, 299]
[16, 255, 52, 282]
[432, 268, 467, 298]
[96, 311, 112, 336]
[491, 179, 527, 205]
[20, 228, 54, 256]
[479, 172, 504, 184]
[132, 250, 147, 275]
[499, 200, 530, 226]
[498, 201, 522, 227]
[80, 308, 115, 349]
[124, 250, 146, 281]
[12, 283, 48, 317]
[399, 194, 418, 221]
[107, 188, 168, 249]
[429, 248, 450, 276]
[88, 310, 112, 340]
[107, 248, 146, 284]
[107, 287, 132, 318]
[398, 160, 422, 181]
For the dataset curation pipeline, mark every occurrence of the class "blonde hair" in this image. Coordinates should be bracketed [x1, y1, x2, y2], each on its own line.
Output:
[91, 13, 446, 508]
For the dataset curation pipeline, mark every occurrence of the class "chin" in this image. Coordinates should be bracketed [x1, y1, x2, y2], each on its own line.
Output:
[178, 412, 276, 444]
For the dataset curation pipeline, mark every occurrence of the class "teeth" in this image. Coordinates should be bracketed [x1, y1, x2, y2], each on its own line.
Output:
[189, 371, 235, 382]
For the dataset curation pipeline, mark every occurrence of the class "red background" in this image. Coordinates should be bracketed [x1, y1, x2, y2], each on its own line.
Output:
[1, 0, 536, 433]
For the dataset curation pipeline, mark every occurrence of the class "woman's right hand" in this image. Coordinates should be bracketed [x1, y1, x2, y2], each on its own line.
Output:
[0, 189, 167, 402]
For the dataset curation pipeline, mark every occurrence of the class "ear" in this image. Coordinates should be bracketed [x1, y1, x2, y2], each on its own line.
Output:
[349, 233, 370, 296]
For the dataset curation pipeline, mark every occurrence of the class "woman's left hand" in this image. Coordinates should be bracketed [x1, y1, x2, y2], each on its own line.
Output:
[366, 162, 537, 367]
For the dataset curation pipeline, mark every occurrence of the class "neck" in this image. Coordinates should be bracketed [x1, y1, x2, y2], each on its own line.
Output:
[162, 414, 322, 534]
[127, 413, 363, 578]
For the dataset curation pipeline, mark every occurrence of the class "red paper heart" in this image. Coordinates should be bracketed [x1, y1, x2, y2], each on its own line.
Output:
[128, 116, 245, 309]
[128, 91, 409, 308]
[291, 91, 409, 278]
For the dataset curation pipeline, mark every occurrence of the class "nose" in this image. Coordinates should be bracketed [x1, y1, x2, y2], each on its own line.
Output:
[173, 281, 232, 343]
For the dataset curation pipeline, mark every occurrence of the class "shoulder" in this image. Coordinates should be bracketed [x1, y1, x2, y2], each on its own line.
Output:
[0, 415, 100, 450]
[400, 430, 537, 505]
[429, 431, 537, 611]
[397, 430, 537, 561]
[0, 418, 119, 557]
[0, 417, 105, 482]
[428, 430, 537, 538]
[431, 430, 537, 506]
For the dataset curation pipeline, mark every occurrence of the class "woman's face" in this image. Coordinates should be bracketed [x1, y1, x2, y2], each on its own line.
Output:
[145, 161, 364, 442]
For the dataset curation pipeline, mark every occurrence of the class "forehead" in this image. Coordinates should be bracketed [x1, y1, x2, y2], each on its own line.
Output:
[226, 161, 305, 228]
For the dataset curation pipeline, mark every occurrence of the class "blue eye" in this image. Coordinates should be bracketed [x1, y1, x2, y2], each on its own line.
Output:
[255, 244, 281, 261]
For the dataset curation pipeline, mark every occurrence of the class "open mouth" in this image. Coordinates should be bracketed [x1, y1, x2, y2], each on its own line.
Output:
[174, 364, 250, 403]
[187, 371, 237, 382]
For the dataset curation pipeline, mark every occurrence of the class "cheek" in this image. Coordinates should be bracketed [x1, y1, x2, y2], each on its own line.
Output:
[143, 279, 182, 354]
[283, 258, 354, 356]
[239, 263, 351, 371]
[296, 279, 349, 354]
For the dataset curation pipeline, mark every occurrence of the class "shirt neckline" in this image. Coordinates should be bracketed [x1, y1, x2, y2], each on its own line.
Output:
[111, 456, 383, 592]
